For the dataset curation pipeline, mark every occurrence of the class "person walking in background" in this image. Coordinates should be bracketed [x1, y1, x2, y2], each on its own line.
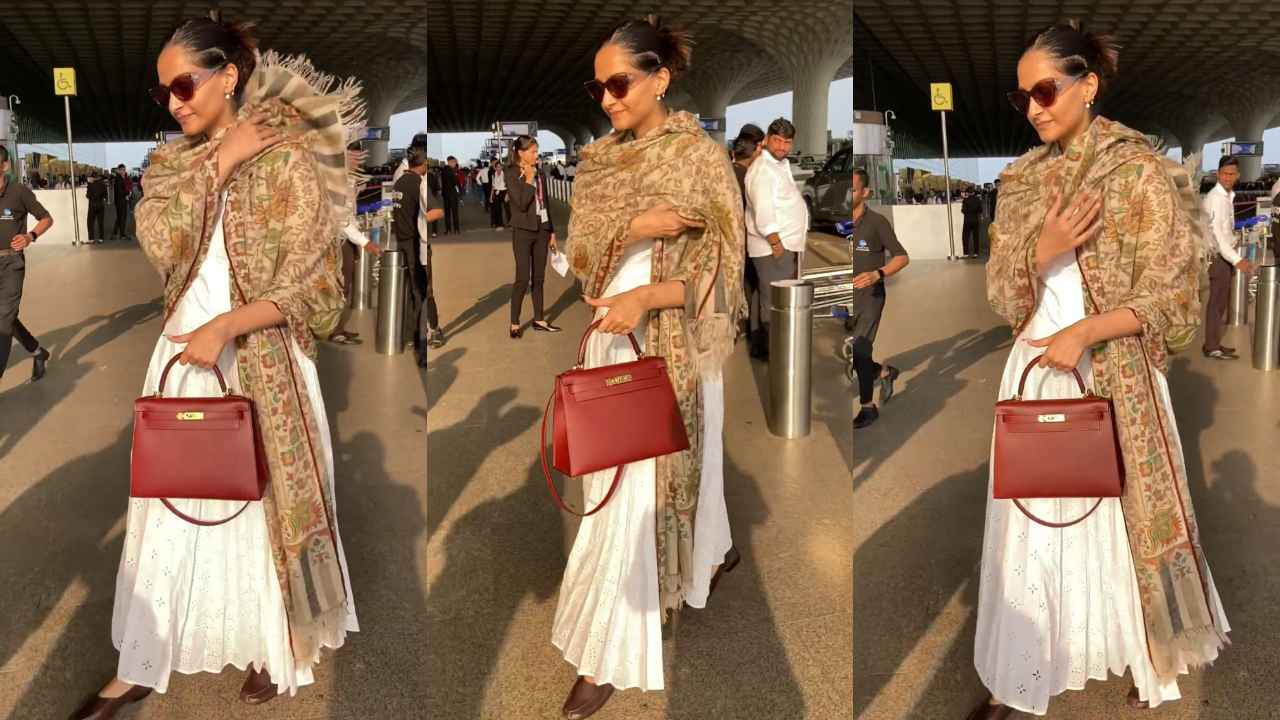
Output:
[961, 188, 983, 257]
[744, 117, 808, 356]
[490, 157, 508, 230]
[86, 171, 108, 243]
[477, 160, 492, 212]
[850, 168, 908, 430]
[731, 126, 765, 357]
[393, 144, 445, 363]
[0, 145, 53, 384]
[505, 134, 560, 338]
[1202, 155, 1251, 360]
[110, 164, 132, 241]
[441, 156, 462, 234]
[977, 21, 1228, 719]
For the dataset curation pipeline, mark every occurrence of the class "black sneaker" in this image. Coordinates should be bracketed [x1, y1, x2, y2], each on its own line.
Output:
[879, 365, 900, 405]
[427, 329, 447, 348]
[31, 347, 50, 382]
[853, 405, 879, 429]
[1204, 348, 1237, 360]
[1220, 346, 1238, 356]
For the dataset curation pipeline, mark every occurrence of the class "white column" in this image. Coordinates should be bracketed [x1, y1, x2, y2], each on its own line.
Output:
[1225, 103, 1279, 181]
[789, 53, 847, 157]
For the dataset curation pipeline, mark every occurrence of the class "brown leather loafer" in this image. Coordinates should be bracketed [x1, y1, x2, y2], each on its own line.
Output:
[68, 684, 151, 720]
[239, 665, 279, 705]
[1127, 685, 1151, 710]
[964, 694, 1013, 720]
[561, 676, 614, 720]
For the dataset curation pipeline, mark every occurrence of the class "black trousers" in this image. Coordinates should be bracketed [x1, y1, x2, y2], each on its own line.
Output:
[443, 196, 460, 234]
[114, 200, 128, 238]
[88, 203, 105, 240]
[511, 226, 550, 324]
[420, 245, 440, 331]
[0, 253, 39, 378]
[1203, 256, 1232, 353]
[851, 292, 886, 405]
[490, 190, 508, 227]
[962, 218, 980, 256]
[481, 183, 492, 211]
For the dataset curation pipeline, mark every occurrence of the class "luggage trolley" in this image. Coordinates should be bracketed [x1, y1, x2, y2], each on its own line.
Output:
[806, 219, 859, 383]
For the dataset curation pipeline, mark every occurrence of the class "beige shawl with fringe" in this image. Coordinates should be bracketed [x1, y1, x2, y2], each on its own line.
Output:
[136, 51, 365, 662]
[568, 110, 745, 615]
[987, 116, 1227, 679]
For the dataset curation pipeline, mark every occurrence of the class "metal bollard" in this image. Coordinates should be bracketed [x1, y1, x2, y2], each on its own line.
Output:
[768, 280, 814, 438]
[1228, 267, 1249, 326]
[1253, 265, 1279, 370]
[352, 238, 374, 310]
[375, 250, 406, 355]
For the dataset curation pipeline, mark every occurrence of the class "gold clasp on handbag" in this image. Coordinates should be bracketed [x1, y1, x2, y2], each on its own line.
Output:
[1037, 413, 1066, 423]
[176, 411, 205, 421]
[605, 373, 633, 387]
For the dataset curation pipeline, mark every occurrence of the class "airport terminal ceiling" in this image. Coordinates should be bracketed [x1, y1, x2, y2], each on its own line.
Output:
[425, 0, 853, 133]
[0, 0, 429, 143]
[855, 1, 1280, 159]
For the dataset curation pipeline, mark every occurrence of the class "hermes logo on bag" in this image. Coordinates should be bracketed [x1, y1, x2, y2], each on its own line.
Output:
[176, 411, 205, 421]
[605, 374, 633, 387]
[1037, 413, 1066, 423]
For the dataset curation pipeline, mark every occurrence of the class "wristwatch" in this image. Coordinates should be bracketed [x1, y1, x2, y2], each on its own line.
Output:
[875, 268, 885, 280]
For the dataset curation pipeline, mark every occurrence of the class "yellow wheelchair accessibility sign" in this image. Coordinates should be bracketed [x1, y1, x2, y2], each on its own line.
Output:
[54, 67, 77, 96]
[930, 83, 953, 112]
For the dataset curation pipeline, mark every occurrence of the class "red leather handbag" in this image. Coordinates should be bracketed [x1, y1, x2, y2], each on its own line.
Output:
[992, 355, 1125, 528]
[131, 354, 270, 526]
[540, 320, 690, 516]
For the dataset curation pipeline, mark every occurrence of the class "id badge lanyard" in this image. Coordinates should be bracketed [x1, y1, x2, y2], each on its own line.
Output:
[535, 173, 549, 224]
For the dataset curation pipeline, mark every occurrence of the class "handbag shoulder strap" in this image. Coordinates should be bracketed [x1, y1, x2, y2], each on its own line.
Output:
[1016, 353, 1087, 399]
[540, 383, 623, 517]
[160, 498, 251, 526]
[575, 319, 642, 366]
[1012, 498, 1103, 528]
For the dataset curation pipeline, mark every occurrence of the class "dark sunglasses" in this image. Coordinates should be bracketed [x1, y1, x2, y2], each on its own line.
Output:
[584, 72, 648, 104]
[149, 66, 223, 107]
[1007, 75, 1082, 115]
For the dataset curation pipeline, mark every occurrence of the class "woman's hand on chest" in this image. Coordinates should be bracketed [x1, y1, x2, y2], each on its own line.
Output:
[626, 202, 705, 246]
[1035, 190, 1102, 275]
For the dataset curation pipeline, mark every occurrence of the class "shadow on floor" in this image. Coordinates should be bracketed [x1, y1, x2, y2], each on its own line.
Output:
[0, 300, 161, 461]
[852, 327, 1010, 491]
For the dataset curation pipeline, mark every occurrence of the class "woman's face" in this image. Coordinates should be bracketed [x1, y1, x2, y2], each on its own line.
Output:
[592, 43, 668, 132]
[157, 44, 237, 137]
[519, 142, 539, 165]
[1016, 49, 1098, 146]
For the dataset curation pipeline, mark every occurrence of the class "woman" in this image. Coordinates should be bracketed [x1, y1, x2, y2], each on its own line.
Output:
[974, 21, 1229, 719]
[70, 14, 360, 720]
[506, 135, 561, 337]
[551, 16, 744, 720]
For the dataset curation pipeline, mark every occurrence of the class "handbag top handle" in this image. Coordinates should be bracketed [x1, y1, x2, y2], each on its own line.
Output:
[1015, 353, 1088, 400]
[155, 353, 230, 398]
[575, 319, 642, 368]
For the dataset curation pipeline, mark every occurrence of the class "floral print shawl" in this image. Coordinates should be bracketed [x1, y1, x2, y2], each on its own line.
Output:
[987, 116, 1227, 679]
[136, 52, 364, 663]
[568, 110, 745, 615]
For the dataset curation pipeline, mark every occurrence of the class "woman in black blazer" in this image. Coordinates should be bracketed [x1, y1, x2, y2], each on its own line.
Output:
[505, 135, 561, 337]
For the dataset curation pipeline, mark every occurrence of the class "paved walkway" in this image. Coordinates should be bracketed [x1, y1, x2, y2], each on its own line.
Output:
[424, 197, 854, 718]
[854, 258, 1280, 719]
[0, 241, 427, 719]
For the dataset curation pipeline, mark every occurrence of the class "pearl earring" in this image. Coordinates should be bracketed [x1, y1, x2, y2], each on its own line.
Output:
[225, 92, 232, 100]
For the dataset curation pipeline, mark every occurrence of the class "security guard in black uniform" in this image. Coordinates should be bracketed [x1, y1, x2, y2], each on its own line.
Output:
[0, 145, 53, 382]
[851, 168, 909, 429]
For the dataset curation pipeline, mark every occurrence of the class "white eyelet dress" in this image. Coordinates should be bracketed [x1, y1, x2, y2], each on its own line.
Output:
[551, 239, 734, 691]
[112, 195, 359, 695]
[974, 251, 1229, 715]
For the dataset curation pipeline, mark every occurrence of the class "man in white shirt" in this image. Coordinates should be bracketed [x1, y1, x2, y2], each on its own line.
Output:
[1202, 155, 1252, 359]
[477, 162, 491, 212]
[489, 159, 507, 229]
[744, 118, 809, 351]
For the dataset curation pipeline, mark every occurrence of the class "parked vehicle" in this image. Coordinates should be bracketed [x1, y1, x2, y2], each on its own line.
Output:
[803, 147, 853, 225]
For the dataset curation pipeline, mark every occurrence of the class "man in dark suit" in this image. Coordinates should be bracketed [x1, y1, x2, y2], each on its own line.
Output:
[86, 172, 107, 243]
[110, 164, 131, 240]
[441, 156, 462, 234]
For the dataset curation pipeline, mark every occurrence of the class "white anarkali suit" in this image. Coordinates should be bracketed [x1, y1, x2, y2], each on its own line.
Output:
[112, 197, 358, 695]
[975, 251, 1229, 715]
[551, 240, 734, 691]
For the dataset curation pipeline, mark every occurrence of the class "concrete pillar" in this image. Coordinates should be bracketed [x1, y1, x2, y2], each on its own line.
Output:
[1223, 99, 1280, 181]
[574, 126, 594, 153]
[352, 48, 427, 166]
[787, 52, 847, 157]
[680, 38, 771, 146]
